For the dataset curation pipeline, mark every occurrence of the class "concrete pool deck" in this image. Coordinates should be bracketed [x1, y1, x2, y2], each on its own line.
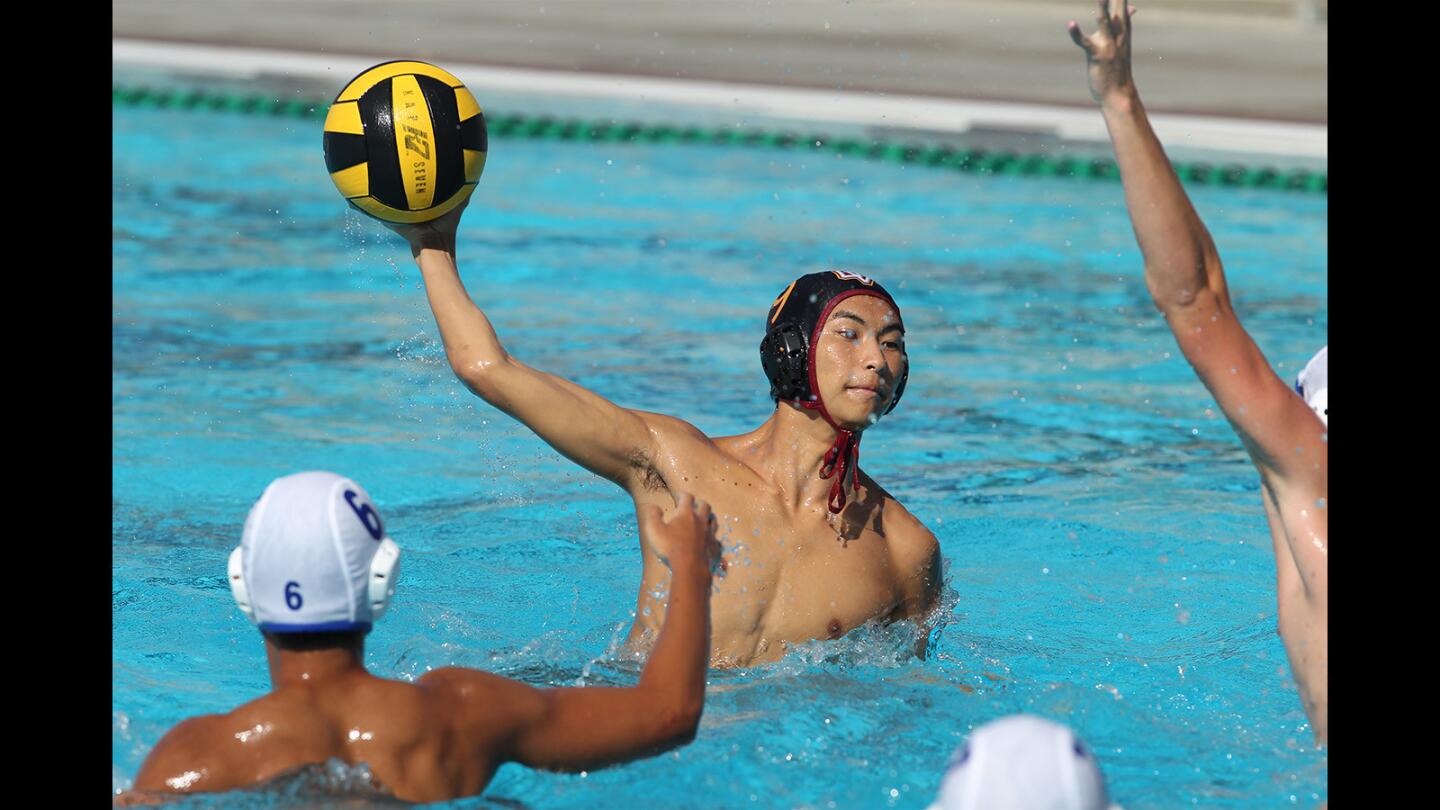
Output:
[112, 0, 1326, 164]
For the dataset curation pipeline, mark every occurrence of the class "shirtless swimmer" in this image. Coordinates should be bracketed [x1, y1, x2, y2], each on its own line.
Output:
[384, 212, 942, 666]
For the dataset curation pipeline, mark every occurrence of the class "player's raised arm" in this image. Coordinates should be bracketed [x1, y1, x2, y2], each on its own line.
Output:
[424, 494, 720, 771]
[1068, 0, 1324, 486]
[383, 203, 661, 492]
[1070, 3, 1326, 743]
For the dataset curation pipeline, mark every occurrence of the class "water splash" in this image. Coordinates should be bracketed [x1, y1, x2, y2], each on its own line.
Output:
[114, 759, 400, 808]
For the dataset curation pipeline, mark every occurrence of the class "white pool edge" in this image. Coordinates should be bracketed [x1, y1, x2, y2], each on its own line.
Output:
[113, 38, 1327, 163]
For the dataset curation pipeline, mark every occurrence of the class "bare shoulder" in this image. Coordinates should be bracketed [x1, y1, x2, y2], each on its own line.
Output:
[418, 667, 547, 733]
[623, 410, 734, 498]
[859, 473, 942, 621]
[131, 712, 241, 792]
[417, 665, 517, 696]
[632, 410, 715, 449]
[860, 473, 939, 566]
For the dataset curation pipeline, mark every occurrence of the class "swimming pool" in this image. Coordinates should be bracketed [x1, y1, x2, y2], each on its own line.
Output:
[113, 100, 1327, 807]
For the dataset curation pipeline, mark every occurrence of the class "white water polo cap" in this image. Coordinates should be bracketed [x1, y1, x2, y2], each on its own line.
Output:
[928, 715, 1119, 810]
[1295, 345, 1327, 427]
[228, 471, 401, 633]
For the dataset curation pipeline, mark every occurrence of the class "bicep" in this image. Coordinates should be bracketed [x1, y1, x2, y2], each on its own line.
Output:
[890, 530, 942, 661]
[428, 670, 685, 774]
[1165, 294, 1325, 485]
[513, 687, 683, 771]
[1166, 295, 1327, 596]
[479, 357, 659, 488]
[474, 677, 683, 772]
[906, 543, 943, 618]
[1261, 472, 1328, 601]
[889, 517, 943, 619]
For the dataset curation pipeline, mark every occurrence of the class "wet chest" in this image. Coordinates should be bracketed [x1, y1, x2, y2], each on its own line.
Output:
[707, 501, 898, 640]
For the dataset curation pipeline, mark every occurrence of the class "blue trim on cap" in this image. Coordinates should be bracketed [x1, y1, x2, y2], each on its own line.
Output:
[259, 621, 372, 634]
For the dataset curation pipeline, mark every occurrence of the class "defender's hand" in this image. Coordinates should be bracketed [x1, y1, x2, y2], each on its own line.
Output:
[639, 493, 722, 581]
[380, 197, 470, 255]
[1068, 0, 1138, 105]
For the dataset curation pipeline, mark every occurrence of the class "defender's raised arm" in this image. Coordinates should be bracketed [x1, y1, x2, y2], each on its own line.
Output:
[1068, 0, 1324, 486]
[424, 493, 721, 771]
[1069, 1, 1327, 743]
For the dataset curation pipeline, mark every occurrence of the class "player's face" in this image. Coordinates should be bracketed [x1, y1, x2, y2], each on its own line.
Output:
[811, 295, 905, 428]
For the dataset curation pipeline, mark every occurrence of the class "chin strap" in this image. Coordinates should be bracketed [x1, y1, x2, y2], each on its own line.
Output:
[817, 427, 861, 514]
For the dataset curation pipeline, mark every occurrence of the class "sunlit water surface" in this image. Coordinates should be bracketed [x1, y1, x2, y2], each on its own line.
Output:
[114, 104, 1327, 807]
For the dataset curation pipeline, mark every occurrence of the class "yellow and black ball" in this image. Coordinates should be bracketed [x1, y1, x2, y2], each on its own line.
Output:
[323, 61, 487, 224]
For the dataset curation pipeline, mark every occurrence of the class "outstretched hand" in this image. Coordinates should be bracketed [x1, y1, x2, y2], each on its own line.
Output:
[379, 196, 470, 256]
[639, 493, 723, 581]
[1068, 0, 1138, 105]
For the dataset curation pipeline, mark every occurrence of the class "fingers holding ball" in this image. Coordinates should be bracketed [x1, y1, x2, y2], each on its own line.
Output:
[323, 60, 488, 225]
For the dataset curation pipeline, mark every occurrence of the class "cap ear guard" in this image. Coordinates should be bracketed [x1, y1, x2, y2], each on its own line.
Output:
[1307, 387, 1327, 426]
[760, 323, 812, 403]
[368, 538, 401, 621]
[228, 546, 254, 622]
[1294, 345, 1327, 427]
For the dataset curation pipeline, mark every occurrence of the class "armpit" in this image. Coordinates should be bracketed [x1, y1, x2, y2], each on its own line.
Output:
[626, 448, 671, 494]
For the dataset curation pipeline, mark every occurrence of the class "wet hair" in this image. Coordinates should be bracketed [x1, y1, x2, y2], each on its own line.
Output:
[264, 630, 365, 652]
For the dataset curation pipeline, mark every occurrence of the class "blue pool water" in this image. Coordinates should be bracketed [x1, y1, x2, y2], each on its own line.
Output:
[113, 101, 1327, 807]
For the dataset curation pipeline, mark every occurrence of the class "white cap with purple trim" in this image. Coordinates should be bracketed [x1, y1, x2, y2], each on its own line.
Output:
[928, 714, 1120, 810]
[227, 471, 400, 633]
[1295, 345, 1327, 427]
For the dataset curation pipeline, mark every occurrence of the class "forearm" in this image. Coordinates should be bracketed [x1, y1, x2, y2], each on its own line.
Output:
[1101, 90, 1224, 315]
[638, 565, 711, 715]
[408, 244, 656, 486]
[509, 569, 709, 771]
[414, 246, 511, 375]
